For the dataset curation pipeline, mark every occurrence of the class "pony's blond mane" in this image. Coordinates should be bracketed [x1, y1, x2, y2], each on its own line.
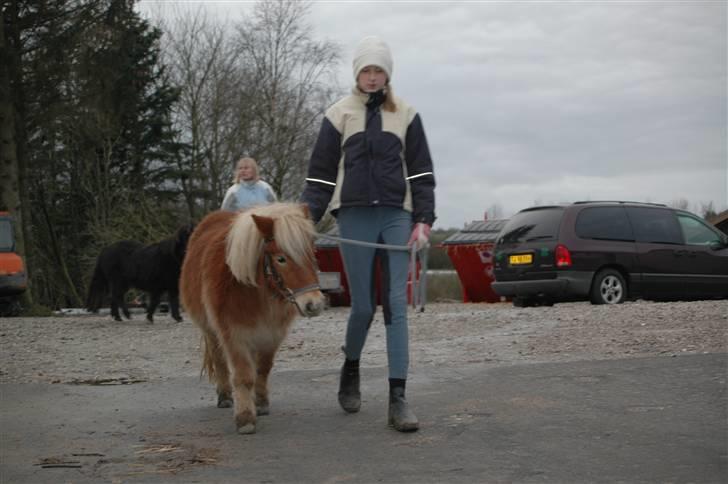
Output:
[225, 203, 316, 286]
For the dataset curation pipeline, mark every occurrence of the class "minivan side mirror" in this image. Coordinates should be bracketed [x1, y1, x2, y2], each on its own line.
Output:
[709, 238, 728, 250]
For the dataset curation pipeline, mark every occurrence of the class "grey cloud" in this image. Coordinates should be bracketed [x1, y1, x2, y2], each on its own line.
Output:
[141, 1, 727, 227]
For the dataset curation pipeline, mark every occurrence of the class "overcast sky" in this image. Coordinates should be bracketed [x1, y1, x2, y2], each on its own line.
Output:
[142, 1, 727, 229]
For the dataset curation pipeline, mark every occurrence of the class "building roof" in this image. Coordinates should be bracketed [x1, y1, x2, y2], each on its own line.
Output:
[708, 209, 728, 225]
[708, 210, 728, 235]
[441, 219, 508, 245]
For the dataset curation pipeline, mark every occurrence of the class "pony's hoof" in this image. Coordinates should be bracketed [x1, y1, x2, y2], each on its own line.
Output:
[217, 392, 233, 408]
[256, 404, 270, 416]
[173, 316, 183, 323]
[113, 316, 122, 322]
[146, 318, 154, 324]
[236, 423, 256, 435]
[235, 412, 256, 434]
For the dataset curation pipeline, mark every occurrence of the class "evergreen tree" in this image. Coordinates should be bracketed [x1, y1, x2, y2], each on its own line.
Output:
[7, 0, 182, 308]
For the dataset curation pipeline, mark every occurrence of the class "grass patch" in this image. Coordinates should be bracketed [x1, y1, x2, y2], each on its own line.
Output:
[425, 271, 462, 302]
[19, 303, 54, 317]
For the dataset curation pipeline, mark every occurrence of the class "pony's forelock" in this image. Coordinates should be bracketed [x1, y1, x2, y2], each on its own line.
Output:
[225, 203, 315, 286]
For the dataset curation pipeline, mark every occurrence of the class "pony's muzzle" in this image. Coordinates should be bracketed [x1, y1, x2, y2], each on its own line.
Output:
[297, 291, 325, 317]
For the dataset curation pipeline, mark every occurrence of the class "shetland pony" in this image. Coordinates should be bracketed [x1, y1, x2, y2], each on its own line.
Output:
[86, 224, 195, 323]
[180, 203, 325, 434]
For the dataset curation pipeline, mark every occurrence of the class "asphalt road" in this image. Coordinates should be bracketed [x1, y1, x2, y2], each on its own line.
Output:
[1, 353, 725, 483]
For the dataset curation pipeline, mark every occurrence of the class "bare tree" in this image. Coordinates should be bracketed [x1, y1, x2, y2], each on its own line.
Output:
[154, 0, 340, 219]
[700, 201, 717, 220]
[234, 0, 340, 200]
[670, 198, 690, 211]
[0, 14, 19, 214]
[485, 203, 503, 220]
[156, 5, 244, 218]
[155, 0, 339, 216]
[0, 2, 33, 307]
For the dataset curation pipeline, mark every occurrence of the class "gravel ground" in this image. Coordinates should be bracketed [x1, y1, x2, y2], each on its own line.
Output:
[0, 300, 726, 385]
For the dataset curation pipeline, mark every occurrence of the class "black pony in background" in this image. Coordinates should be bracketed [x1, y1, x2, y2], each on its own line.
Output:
[86, 223, 195, 323]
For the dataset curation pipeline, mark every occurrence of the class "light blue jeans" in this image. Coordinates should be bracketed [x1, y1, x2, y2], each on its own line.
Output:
[337, 206, 412, 379]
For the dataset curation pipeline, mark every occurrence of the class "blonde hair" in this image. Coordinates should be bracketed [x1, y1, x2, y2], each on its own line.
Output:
[234, 157, 260, 183]
[355, 84, 398, 112]
[383, 84, 397, 112]
[225, 203, 315, 286]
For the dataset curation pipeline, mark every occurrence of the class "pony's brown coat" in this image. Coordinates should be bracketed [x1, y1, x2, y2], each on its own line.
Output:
[180, 204, 324, 434]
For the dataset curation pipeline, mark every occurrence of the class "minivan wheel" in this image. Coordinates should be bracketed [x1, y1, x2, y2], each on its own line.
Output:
[590, 269, 626, 305]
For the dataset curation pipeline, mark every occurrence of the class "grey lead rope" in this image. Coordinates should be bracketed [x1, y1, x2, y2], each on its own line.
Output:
[417, 246, 429, 311]
[315, 232, 429, 312]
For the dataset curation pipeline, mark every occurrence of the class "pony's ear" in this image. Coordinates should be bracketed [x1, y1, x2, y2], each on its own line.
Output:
[300, 204, 311, 220]
[251, 214, 275, 240]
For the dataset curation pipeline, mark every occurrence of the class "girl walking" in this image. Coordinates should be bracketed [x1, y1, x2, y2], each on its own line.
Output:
[301, 36, 436, 431]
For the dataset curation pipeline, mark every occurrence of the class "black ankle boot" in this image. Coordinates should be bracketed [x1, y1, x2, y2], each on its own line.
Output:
[338, 361, 361, 413]
[388, 386, 419, 432]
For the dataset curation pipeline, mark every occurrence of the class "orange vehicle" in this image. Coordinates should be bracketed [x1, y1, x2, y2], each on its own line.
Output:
[0, 212, 27, 315]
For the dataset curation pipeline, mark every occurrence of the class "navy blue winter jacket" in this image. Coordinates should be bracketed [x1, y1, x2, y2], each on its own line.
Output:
[301, 88, 436, 225]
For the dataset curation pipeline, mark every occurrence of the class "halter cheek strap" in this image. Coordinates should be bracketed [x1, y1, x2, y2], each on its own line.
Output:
[263, 239, 321, 316]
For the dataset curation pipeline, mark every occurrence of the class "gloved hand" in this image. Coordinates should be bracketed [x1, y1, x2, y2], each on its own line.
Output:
[408, 223, 431, 250]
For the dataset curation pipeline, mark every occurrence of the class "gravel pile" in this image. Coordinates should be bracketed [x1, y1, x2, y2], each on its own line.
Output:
[1, 300, 725, 385]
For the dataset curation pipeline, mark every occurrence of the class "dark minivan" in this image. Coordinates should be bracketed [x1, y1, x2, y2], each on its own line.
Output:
[492, 201, 728, 306]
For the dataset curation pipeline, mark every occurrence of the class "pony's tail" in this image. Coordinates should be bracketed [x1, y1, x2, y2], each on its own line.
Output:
[85, 261, 107, 312]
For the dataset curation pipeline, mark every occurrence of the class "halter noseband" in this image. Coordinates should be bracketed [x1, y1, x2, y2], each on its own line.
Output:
[263, 237, 320, 316]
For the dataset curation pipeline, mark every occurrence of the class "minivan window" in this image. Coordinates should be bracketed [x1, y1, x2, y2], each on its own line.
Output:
[575, 207, 634, 241]
[626, 207, 683, 244]
[498, 208, 564, 243]
[676, 214, 722, 245]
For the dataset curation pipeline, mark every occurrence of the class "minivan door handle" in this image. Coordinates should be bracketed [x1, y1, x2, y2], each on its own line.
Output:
[674, 249, 698, 258]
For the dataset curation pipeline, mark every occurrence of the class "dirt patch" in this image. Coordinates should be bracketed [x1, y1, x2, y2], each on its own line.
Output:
[127, 441, 219, 477]
[1, 300, 725, 385]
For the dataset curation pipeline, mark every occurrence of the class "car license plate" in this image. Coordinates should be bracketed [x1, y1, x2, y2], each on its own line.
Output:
[509, 254, 533, 265]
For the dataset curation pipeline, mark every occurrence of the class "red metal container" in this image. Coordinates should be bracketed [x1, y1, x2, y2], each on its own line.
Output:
[441, 219, 508, 303]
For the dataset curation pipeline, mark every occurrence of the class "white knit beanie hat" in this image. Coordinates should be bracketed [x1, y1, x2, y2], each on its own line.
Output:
[352, 36, 393, 81]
